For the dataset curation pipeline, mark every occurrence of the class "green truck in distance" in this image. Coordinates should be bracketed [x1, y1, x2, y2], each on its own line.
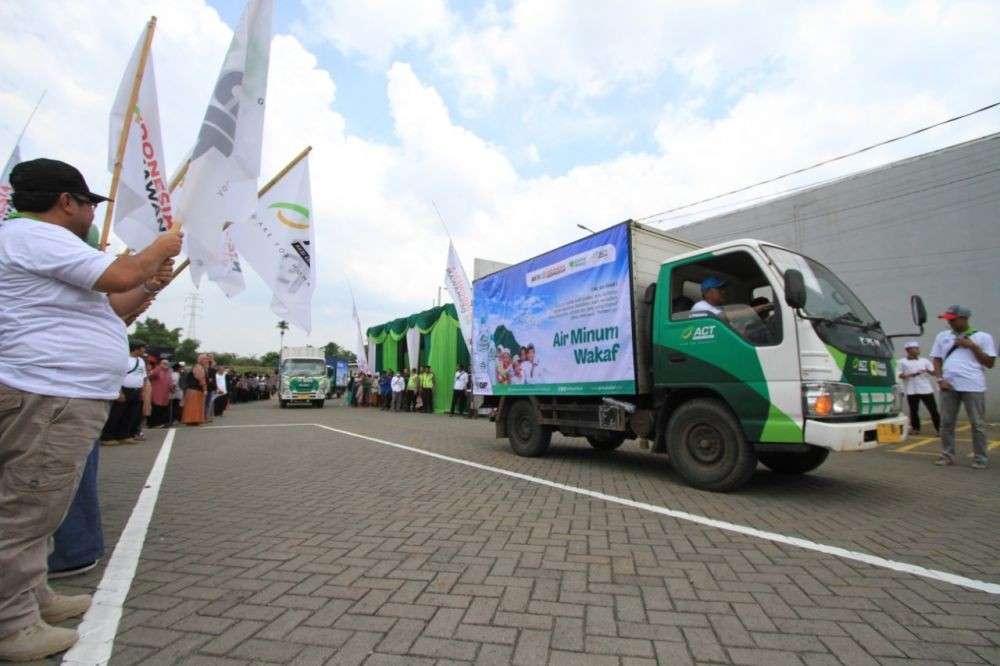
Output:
[473, 220, 923, 492]
[278, 345, 329, 408]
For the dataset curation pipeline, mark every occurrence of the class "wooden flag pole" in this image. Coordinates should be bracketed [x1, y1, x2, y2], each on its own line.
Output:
[99, 16, 157, 251]
[169, 146, 312, 280]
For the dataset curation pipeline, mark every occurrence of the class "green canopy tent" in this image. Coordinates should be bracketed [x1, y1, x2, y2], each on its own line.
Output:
[367, 304, 470, 414]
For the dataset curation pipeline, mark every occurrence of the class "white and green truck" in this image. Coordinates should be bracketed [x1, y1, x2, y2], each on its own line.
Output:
[278, 346, 329, 408]
[473, 220, 924, 491]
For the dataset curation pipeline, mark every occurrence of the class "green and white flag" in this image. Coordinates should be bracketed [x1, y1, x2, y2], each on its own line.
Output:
[0, 143, 20, 221]
[233, 153, 315, 332]
[174, 0, 272, 285]
[109, 22, 172, 250]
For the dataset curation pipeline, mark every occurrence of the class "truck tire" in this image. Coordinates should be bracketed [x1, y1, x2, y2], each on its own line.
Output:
[759, 446, 829, 474]
[666, 399, 756, 492]
[313, 400, 325, 408]
[279, 400, 288, 409]
[507, 400, 551, 457]
[586, 433, 626, 451]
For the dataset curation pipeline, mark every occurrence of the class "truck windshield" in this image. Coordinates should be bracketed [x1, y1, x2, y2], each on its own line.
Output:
[282, 360, 326, 377]
[763, 246, 878, 327]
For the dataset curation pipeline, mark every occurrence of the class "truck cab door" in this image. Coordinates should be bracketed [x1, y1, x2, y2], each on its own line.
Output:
[653, 248, 803, 444]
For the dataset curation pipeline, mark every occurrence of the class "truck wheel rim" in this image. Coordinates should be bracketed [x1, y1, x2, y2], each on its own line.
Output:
[686, 424, 724, 464]
[515, 415, 533, 442]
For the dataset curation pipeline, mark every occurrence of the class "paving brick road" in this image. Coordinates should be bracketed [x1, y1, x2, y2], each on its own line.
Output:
[47, 398, 1000, 665]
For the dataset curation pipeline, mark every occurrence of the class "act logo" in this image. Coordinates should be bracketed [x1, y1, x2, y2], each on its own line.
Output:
[681, 325, 716, 342]
[270, 202, 310, 229]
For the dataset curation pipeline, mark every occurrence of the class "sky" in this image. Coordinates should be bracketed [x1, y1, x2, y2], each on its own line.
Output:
[1, 0, 998, 357]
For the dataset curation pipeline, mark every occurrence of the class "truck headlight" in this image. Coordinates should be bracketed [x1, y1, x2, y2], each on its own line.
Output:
[803, 382, 857, 417]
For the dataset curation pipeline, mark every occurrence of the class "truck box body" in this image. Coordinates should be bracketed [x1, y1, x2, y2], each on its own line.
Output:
[472, 221, 698, 397]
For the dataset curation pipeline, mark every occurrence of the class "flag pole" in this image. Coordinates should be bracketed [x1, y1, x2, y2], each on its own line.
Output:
[100, 16, 157, 251]
[259, 145, 312, 197]
[170, 145, 312, 279]
[13, 90, 46, 148]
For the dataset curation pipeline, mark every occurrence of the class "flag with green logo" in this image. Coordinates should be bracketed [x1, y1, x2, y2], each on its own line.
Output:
[233, 153, 315, 332]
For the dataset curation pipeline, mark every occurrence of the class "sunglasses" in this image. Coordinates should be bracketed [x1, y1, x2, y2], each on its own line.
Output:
[69, 193, 101, 209]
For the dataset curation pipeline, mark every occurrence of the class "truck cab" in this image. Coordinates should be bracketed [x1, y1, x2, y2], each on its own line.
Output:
[648, 239, 911, 489]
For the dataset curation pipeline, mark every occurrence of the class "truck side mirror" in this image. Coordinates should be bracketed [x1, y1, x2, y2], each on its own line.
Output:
[784, 269, 807, 309]
[910, 294, 927, 327]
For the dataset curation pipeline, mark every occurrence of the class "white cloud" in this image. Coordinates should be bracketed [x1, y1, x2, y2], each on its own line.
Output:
[300, 0, 451, 64]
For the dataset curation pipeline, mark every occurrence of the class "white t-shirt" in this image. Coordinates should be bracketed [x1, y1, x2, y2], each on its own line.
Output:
[691, 300, 722, 316]
[454, 371, 469, 390]
[930, 329, 996, 393]
[391, 375, 405, 392]
[216, 371, 227, 395]
[121, 356, 147, 389]
[897, 357, 935, 395]
[0, 217, 126, 399]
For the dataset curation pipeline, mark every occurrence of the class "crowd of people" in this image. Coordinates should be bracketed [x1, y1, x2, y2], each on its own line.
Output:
[345, 365, 473, 416]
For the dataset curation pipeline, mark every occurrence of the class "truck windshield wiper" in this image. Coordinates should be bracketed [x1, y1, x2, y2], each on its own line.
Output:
[822, 312, 867, 329]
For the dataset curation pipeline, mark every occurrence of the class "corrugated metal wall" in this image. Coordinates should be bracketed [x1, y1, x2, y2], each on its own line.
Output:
[669, 133, 1000, 417]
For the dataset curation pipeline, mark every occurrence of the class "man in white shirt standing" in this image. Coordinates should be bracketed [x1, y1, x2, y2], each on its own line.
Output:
[897, 341, 939, 435]
[930, 305, 996, 469]
[450, 366, 470, 416]
[100, 340, 149, 445]
[390, 371, 405, 412]
[0, 158, 182, 661]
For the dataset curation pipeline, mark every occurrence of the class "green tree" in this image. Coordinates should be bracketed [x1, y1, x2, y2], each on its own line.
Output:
[277, 320, 289, 348]
[132, 317, 183, 347]
[323, 341, 356, 363]
[174, 338, 200, 364]
[260, 351, 280, 368]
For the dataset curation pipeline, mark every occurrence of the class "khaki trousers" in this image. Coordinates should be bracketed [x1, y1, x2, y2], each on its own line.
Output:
[0, 383, 109, 637]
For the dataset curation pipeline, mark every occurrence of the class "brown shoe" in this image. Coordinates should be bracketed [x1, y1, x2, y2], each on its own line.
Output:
[120, 437, 140, 445]
[0, 620, 78, 662]
[39, 593, 91, 624]
[100, 439, 124, 446]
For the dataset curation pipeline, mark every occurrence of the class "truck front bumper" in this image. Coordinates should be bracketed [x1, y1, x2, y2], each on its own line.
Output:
[804, 415, 908, 452]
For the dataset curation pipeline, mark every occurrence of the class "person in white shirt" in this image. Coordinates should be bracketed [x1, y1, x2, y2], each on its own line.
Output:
[390, 371, 406, 411]
[0, 158, 182, 660]
[690, 277, 726, 316]
[100, 341, 149, 445]
[929, 305, 996, 469]
[897, 341, 940, 435]
[450, 366, 470, 416]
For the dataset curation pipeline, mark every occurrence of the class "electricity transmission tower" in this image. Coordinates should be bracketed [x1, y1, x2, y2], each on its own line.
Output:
[183, 293, 204, 340]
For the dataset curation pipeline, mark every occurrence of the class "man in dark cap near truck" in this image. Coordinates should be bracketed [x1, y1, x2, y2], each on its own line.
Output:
[0, 158, 183, 661]
[930, 305, 995, 469]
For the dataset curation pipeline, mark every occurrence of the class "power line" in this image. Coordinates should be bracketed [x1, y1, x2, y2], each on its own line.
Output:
[637, 100, 1000, 225]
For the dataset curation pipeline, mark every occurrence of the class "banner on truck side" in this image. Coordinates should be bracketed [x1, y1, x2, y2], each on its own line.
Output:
[472, 222, 636, 396]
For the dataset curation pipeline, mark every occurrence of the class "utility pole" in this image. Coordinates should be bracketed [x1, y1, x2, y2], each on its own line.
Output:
[183, 292, 204, 340]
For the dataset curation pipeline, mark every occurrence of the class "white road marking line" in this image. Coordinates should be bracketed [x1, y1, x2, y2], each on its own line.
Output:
[311, 423, 1000, 596]
[62, 429, 176, 665]
[199, 423, 317, 430]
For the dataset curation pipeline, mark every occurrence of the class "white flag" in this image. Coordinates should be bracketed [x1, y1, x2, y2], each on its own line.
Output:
[205, 223, 246, 298]
[233, 154, 314, 332]
[174, 0, 273, 285]
[444, 240, 474, 352]
[352, 301, 370, 374]
[109, 25, 172, 250]
[0, 144, 20, 221]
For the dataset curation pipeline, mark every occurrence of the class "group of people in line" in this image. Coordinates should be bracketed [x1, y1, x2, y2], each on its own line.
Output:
[346, 365, 473, 416]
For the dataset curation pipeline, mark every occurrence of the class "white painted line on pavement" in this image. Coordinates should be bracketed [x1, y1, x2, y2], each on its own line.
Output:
[312, 423, 1000, 596]
[199, 422, 317, 430]
[63, 429, 177, 665]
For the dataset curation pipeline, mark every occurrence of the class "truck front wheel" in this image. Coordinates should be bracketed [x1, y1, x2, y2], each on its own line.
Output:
[666, 399, 756, 492]
[759, 446, 829, 474]
[507, 400, 552, 457]
[586, 432, 626, 451]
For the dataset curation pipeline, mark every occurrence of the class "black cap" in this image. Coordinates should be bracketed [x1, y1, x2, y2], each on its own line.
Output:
[10, 158, 111, 204]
